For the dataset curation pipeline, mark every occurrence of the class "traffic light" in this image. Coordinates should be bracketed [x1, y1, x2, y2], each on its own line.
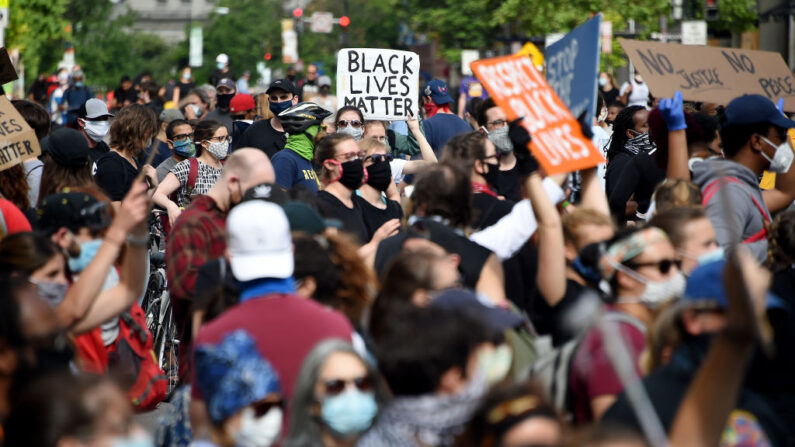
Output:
[292, 7, 303, 18]
[704, 0, 719, 21]
[339, 16, 350, 28]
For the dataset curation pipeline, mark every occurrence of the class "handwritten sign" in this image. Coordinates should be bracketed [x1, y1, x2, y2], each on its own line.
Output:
[546, 14, 602, 125]
[0, 96, 41, 172]
[471, 55, 604, 175]
[619, 39, 795, 112]
[336, 48, 420, 120]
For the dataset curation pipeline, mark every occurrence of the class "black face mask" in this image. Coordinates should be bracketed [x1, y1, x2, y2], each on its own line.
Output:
[335, 158, 365, 190]
[481, 161, 500, 189]
[366, 160, 392, 191]
[216, 93, 234, 111]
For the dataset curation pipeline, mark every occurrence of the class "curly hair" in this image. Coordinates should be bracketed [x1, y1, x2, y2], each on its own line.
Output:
[109, 104, 158, 157]
[606, 105, 645, 161]
[37, 153, 95, 206]
[293, 232, 375, 326]
[0, 164, 30, 210]
[768, 209, 795, 268]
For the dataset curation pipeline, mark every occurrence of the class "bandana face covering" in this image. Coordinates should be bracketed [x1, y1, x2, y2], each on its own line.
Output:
[624, 130, 656, 155]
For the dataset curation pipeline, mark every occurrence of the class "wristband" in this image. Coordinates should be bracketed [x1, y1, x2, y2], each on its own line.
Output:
[126, 234, 149, 247]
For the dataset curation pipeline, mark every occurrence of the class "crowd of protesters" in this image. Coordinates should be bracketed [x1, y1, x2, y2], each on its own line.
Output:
[3, 51, 794, 447]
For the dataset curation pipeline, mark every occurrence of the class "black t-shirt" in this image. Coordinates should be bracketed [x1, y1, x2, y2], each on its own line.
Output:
[601, 87, 620, 105]
[316, 191, 369, 244]
[497, 167, 521, 202]
[94, 151, 140, 201]
[193, 258, 240, 323]
[608, 153, 665, 223]
[353, 194, 403, 241]
[113, 87, 137, 107]
[472, 192, 515, 230]
[209, 69, 235, 87]
[532, 279, 599, 347]
[236, 119, 287, 159]
[176, 81, 195, 99]
[88, 140, 111, 163]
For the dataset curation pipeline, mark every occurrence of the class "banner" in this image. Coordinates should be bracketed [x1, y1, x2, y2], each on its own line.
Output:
[336, 48, 420, 120]
[0, 95, 41, 172]
[470, 55, 604, 175]
[619, 39, 795, 112]
[546, 14, 602, 125]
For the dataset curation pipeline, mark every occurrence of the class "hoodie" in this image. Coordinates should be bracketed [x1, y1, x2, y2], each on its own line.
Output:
[691, 158, 770, 262]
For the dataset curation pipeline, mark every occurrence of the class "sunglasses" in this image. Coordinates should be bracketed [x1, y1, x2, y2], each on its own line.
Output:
[337, 120, 362, 128]
[625, 258, 682, 275]
[323, 376, 372, 396]
[367, 153, 393, 163]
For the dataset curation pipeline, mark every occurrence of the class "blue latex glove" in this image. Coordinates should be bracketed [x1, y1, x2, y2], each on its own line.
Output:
[658, 91, 687, 131]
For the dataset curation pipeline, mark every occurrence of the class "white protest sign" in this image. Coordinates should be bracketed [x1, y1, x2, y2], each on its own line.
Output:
[336, 48, 420, 120]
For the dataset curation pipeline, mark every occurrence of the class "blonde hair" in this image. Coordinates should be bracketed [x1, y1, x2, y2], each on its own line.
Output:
[357, 136, 388, 157]
[562, 208, 614, 246]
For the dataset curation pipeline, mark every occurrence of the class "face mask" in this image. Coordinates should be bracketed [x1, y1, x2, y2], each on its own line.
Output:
[625, 131, 656, 155]
[182, 72, 191, 81]
[487, 126, 513, 154]
[697, 247, 725, 265]
[269, 99, 292, 117]
[172, 139, 196, 158]
[598, 107, 608, 123]
[69, 239, 103, 273]
[760, 136, 794, 174]
[216, 93, 234, 110]
[75, 81, 84, 88]
[84, 120, 110, 142]
[634, 75, 644, 83]
[112, 433, 155, 447]
[478, 344, 513, 385]
[366, 159, 392, 191]
[480, 161, 500, 188]
[687, 156, 704, 171]
[338, 125, 364, 141]
[190, 104, 201, 117]
[424, 102, 441, 118]
[30, 279, 68, 307]
[207, 141, 229, 160]
[321, 389, 378, 436]
[639, 272, 686, 309]
[599, 77, 608, 87]
[232, 406, 282, 447]
[58, 73, 69, 85]
[217, 62, 225, 70]
[330, 158, 366, 190]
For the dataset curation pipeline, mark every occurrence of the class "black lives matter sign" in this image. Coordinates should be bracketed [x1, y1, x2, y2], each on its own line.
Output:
[0, 96, 40, 171]
[337, 48, 420, 120]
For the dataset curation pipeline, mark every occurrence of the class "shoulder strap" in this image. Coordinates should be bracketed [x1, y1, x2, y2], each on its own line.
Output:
[702, 176, 771, 242]
[603, 311, 646, 334]
[187, 158, 199, 193]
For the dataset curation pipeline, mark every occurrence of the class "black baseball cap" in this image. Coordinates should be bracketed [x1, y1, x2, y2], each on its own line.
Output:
[35, 192, 111, 235]
[266, 79, 297, 96]
[241, 183, 289, 205]
[41, 128, 90, 167]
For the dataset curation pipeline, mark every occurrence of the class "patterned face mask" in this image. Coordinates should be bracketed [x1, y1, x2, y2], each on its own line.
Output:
[624, 130, 656, 155]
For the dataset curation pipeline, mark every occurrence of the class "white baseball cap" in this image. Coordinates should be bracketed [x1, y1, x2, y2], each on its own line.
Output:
[216, 53, 229, 64]
[227, 201, 293, 281]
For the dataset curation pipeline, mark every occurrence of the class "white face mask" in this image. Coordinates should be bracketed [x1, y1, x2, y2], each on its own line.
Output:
[83, 120, 110, 142]
[207, 140, 229, 160]
[232, 406, 283, 447]
[615, 263, 686, 309]
[760, 136, 794, 174]
[339, 125, 363, 141]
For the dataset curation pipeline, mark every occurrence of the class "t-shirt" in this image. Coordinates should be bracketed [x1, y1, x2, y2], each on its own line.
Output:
[156, 157, 178, 183]
[113, 86, 137, 107]
[472, 192, 515, 230]
[236, 119, 287, 158]
[271, 148, 319, 194]
[171, 159, 222, 208]
[619, 79, 650, 108]
[353, 194, 403, 241]
[496, 167, 521, 202]
[533, 279, 597, 347]
[422, 113, 473, 155]
[204, 109, 234, 134]
[208, 69, 235, 88]
[88, 140, 111, 163]
[316, 191, 369, 244]
[601, 87, 620, 105]
[95, 151, 140, 201]
[175, 81, 195, 100]
[460, 76, 488, 101]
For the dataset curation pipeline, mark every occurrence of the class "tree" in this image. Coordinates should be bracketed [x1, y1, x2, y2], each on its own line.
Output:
[7, 0, 69, 86]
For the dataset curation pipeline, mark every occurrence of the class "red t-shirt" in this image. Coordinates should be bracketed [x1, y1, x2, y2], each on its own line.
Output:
[569, 312, 646, 424]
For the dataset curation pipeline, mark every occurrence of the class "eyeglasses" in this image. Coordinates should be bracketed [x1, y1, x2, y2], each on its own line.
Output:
[625, 258, 682, 275]
[323, 376, 372, 396]
[487, 119, 508, 127]
[373, 135, 387, 143]
[171, 133, 194, 141]
[366, 153, 393, 163]
[481, 153, 501, 163]
[335, 150, 366, 162]
[337, 120, 363, 128]
[208, 135, 232, 143]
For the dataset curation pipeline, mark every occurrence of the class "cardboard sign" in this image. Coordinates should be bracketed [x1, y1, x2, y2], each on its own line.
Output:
[619, 39, 795, 112]
[471, 55, 604, 175]
[336, 48, 420, 120]
[546, 14, 602, 125]
[0, 96, 41, 172]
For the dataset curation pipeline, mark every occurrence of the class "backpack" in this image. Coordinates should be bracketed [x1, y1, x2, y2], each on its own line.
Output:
[107, 302, 168, 411]
[526, 312, 646, 421]
[702, 176, 771, 243]
[161, 157, 198, 235]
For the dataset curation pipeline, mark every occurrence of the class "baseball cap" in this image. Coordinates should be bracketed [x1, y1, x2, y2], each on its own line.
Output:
[281, 201, 326, 235]
[430, 288, 525, 334]
[41, 128, 90, 167]
[423, 79, 453, 105]
[229, 93, 256, 114]
[266, 79, 297, 96]
[724, 94, 795, 129]
[0, 198, 32, 240]
[227, 201, 293, 281]
[216, 53, 229, 64]
[78, 98, 113, 119]
[216, 78, 236, 91]
[159, 108, 184, 124]
[241, 183, 289, 205]
[72, 69, 84, 79]
[318, 75, 332, 88]
[684, 258, 788, 311]
[35, 192, 110, 235]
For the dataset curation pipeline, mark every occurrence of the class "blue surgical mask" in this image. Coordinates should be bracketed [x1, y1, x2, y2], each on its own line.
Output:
[75, 81, 84, 87]
[321, 389, 378, 436]
[216, 62, 225, 70]
[697, 247, 725, 265]
[68, 239, 103, 273]
[172, 139, 196, 158]
[269, 99, 292, 117]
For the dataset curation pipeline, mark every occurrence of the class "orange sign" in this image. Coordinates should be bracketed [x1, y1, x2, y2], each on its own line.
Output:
[470, 55, 604, 175]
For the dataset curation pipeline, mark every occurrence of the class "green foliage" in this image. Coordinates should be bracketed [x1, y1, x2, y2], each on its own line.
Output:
[693, 0, 757, 33]
[7, 0, 69, 86]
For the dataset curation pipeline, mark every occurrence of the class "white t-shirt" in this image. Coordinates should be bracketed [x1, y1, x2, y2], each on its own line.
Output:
[390, 158, 407, 185]
[620, 79, 650, 108]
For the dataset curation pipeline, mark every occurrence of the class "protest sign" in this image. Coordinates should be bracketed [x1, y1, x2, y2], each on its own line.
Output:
[546, 14, 602, 126]
[0, 48, 18, 85]
[619, 39, 795, 112]
[336, 48, 420, 120]
[471, 55, 604, 176]
[0, 95, 41, 172]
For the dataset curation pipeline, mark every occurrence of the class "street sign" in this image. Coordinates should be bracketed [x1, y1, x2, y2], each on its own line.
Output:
[310, 12, 334, 34]
[681, 20, 707, 46]
[189, 26, 203, 67]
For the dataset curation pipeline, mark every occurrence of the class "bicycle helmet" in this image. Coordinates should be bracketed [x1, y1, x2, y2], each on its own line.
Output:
[278, 102, 332, 134]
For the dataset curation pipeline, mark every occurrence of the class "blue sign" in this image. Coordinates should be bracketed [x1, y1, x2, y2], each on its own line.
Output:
[546, 14, 602, 125]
